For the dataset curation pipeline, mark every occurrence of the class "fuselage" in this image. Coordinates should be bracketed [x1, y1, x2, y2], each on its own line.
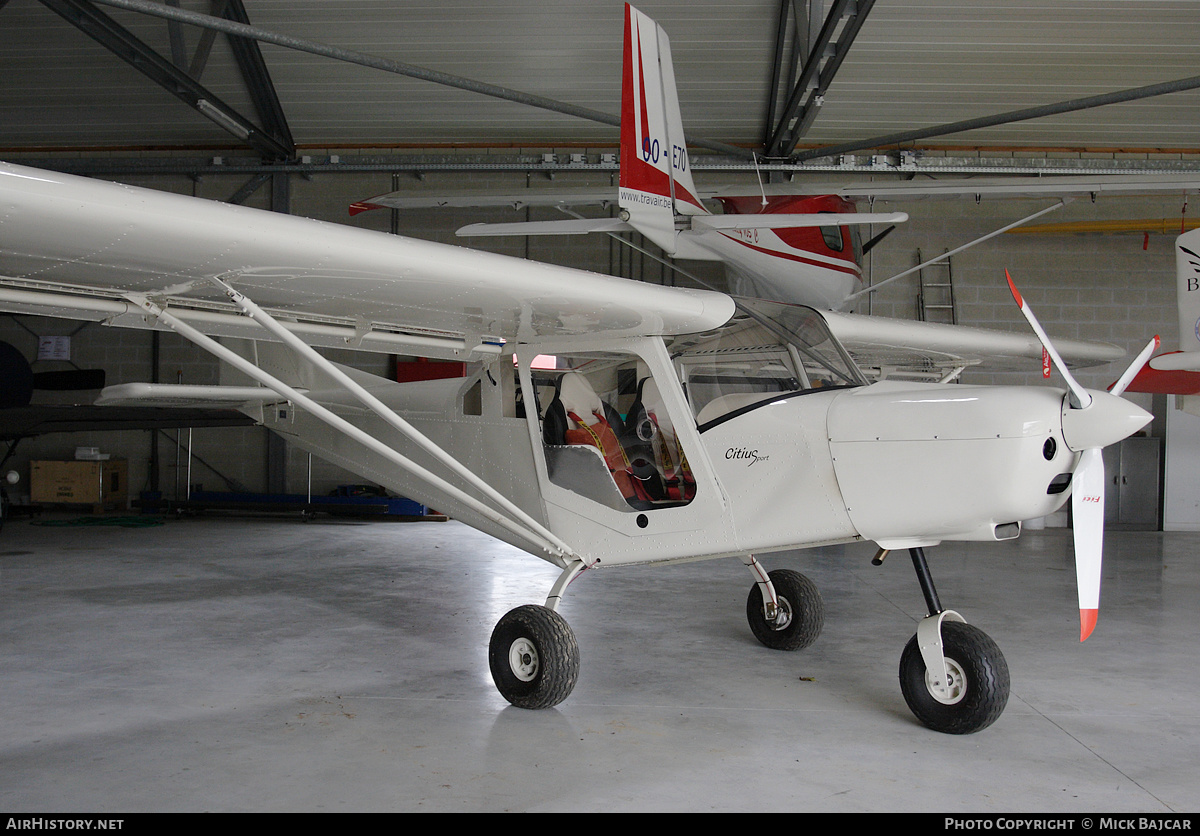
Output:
[681, 195, 866, 310]
[249, 301, 1149, 569]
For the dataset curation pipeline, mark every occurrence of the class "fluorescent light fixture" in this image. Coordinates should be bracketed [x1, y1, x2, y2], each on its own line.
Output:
[196, 99, 251, 141]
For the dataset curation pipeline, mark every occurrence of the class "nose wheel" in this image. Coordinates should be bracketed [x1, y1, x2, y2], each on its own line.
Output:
[894, 547, 1010, 734]
[899, 620, 1009, 734]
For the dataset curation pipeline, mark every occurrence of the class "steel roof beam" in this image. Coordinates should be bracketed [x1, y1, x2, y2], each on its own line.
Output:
[38, 0, 294, 160]
[793, 73, 1200, 162]
[765, 0, 875, 159]
[221, 0, 294, 154]
[86, 0, 752, 160]
[762, 0, 797, 155]
[186, 1, 227, 79]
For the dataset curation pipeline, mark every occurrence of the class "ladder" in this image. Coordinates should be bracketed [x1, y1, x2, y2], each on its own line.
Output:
[917, 249, 956, 325]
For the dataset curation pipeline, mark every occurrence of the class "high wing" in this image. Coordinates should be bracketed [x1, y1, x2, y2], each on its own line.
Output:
[823, 311, 1123, 381]
[711, 173, 1200, 203]
[0, 160, 741, 561]
[0, 162, 734, 357]
[353, 173, 1200, 216]
[0, 161, 1119, 395]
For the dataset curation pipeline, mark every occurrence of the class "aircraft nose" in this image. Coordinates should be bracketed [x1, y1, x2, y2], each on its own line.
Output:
[1060, 390, 1153, 452]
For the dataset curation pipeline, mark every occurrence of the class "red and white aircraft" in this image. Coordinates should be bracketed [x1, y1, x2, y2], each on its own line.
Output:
[0, 5, 1165, 734]
[354, 4, 1190, 383]
[352, 4, 901, 312]
[1121, 227, 1200, 400]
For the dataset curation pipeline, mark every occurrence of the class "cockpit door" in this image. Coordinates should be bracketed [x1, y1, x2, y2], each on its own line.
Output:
[515, 335, 737, 567]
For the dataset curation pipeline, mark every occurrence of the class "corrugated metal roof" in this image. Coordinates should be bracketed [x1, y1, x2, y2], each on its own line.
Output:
[1, 0, 1198, 154]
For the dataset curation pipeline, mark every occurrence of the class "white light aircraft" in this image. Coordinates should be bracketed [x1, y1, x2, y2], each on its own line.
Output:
[0, 3, 1173, 736]
[0, 155, 1157, 733]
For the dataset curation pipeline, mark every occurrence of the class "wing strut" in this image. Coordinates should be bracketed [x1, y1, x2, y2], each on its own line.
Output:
[124, 293, 578, 564]
[840, 200, 1070, 308]
[206, 276, 574, 560]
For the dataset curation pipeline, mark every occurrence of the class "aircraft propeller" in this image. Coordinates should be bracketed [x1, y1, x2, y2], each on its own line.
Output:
[0, 340, 106, 409]
[1005, 271, 1157, 640]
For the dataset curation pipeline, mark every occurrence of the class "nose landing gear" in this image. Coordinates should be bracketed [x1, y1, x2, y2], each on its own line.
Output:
[895, 547, 1010, 734]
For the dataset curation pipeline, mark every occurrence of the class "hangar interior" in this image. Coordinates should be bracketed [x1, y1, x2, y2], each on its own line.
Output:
[1, 0, 1199, 812]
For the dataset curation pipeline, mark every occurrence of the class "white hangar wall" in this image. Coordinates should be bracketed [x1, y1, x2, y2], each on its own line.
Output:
[0, 153, 1182, 514]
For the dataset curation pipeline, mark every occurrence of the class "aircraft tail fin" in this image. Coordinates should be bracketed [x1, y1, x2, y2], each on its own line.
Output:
[619, 4, 705, 255]
[1176, 228, 1200, 354]
[1118, 227, 1200, 396]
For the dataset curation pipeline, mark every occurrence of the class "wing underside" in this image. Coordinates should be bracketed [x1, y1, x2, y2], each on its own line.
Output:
[0, 163, 1123, 384]
[0, 163, 735, 358]
[823, 311, 1124, 380]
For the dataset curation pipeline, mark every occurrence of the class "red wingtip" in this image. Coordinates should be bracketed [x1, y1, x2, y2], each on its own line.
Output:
[348, 201, 381, 216]
[1080, 608, 1098, 642]
[1004, 269, 1023, 306]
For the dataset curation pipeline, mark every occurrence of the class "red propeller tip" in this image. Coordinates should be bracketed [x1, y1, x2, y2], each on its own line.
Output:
[1004, 270, 1023, 306]
[1080, 609, 1098, 642]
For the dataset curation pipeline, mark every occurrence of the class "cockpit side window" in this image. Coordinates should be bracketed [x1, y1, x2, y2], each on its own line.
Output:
[668, 299, 864, 430]
[533, 352, 696, 512]
[819, 215, 845, 252]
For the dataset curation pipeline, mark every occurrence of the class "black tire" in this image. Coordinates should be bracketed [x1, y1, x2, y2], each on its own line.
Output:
[488, 604, 580, 709]
[746, 569, 824, 651]
[899, 620, 1010, 734]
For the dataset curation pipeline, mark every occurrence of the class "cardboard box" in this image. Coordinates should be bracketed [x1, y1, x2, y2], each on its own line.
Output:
[31, 460, 128, 509]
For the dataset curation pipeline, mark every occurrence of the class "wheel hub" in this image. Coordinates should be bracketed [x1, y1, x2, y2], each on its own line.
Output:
[508, 637, 540, 682]
[926, 656, 966, 705]
[770, 597, 794, 631]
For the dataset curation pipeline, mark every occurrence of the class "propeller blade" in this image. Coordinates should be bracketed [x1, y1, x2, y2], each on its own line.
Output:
[1110, 335, 1161, 397]
[1005, 270, 1092, 408]
[31, 369, 106, 391]
[1071, 447, 1105, 641]
[860, 224, 897, 256]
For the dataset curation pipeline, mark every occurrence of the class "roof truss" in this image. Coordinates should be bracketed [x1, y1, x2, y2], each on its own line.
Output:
[38, 0, 294, 160]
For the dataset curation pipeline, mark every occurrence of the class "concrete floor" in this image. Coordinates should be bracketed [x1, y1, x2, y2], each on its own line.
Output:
[0, 511, 1196, 813]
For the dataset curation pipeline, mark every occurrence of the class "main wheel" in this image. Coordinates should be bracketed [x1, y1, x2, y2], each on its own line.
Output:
[746, 569, 824, 651]
[488, 604, 580, 709]
[899, 621, 1010, 734]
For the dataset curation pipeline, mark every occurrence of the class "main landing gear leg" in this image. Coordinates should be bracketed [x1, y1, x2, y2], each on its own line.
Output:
[742, 554, 824, 651]
[895, 547, 1010, 734]
[488, 560, 585, 710]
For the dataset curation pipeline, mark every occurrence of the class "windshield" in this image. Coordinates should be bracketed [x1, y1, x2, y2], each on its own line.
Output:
[667, 299, 865, 429]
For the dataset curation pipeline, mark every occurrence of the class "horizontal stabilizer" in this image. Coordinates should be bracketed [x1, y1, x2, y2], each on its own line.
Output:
[457, 218, 635, 237]
[1149, 350, 1200, 371]
[1121, 352, 1200, 395]
[0, 404, 254, 441]
[96, 383, 296, 408]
